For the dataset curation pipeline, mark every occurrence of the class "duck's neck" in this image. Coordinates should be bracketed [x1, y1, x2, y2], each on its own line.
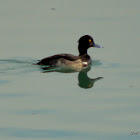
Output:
[78, 44, 88, 56]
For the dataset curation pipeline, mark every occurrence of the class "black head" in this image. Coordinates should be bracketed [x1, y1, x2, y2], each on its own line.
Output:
[78, 35, 102, 56]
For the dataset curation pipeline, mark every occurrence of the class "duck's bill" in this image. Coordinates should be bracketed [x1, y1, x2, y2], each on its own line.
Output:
[93, 44, 103, 48]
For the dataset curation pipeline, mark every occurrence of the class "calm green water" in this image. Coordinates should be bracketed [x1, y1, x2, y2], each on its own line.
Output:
[0, 0, 140, 140]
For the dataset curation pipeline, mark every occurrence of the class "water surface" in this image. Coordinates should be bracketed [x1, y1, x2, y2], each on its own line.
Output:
[0, 0, 140, 140]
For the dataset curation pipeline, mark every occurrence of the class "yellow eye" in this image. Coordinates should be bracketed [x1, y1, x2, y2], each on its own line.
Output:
[89, 84, 92, 87]
[89, 39, 92, 42]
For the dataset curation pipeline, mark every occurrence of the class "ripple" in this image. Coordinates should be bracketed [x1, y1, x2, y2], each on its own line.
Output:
[0, 58, 39, 75]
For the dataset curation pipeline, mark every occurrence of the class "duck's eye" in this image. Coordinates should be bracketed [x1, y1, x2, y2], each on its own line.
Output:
[89, 39, 92, 42]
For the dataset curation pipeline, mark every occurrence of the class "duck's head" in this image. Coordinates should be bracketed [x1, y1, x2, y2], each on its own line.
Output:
[78, 35, 103, 56]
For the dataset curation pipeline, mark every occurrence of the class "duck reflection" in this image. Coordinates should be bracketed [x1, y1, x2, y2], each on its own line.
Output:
[40, 65, 103, 89]
[78, 66, 103, 89]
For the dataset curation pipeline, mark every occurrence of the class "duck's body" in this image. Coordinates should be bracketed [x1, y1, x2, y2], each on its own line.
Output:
[37, 35, 102, 69]
[37, 53, 91, 67]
